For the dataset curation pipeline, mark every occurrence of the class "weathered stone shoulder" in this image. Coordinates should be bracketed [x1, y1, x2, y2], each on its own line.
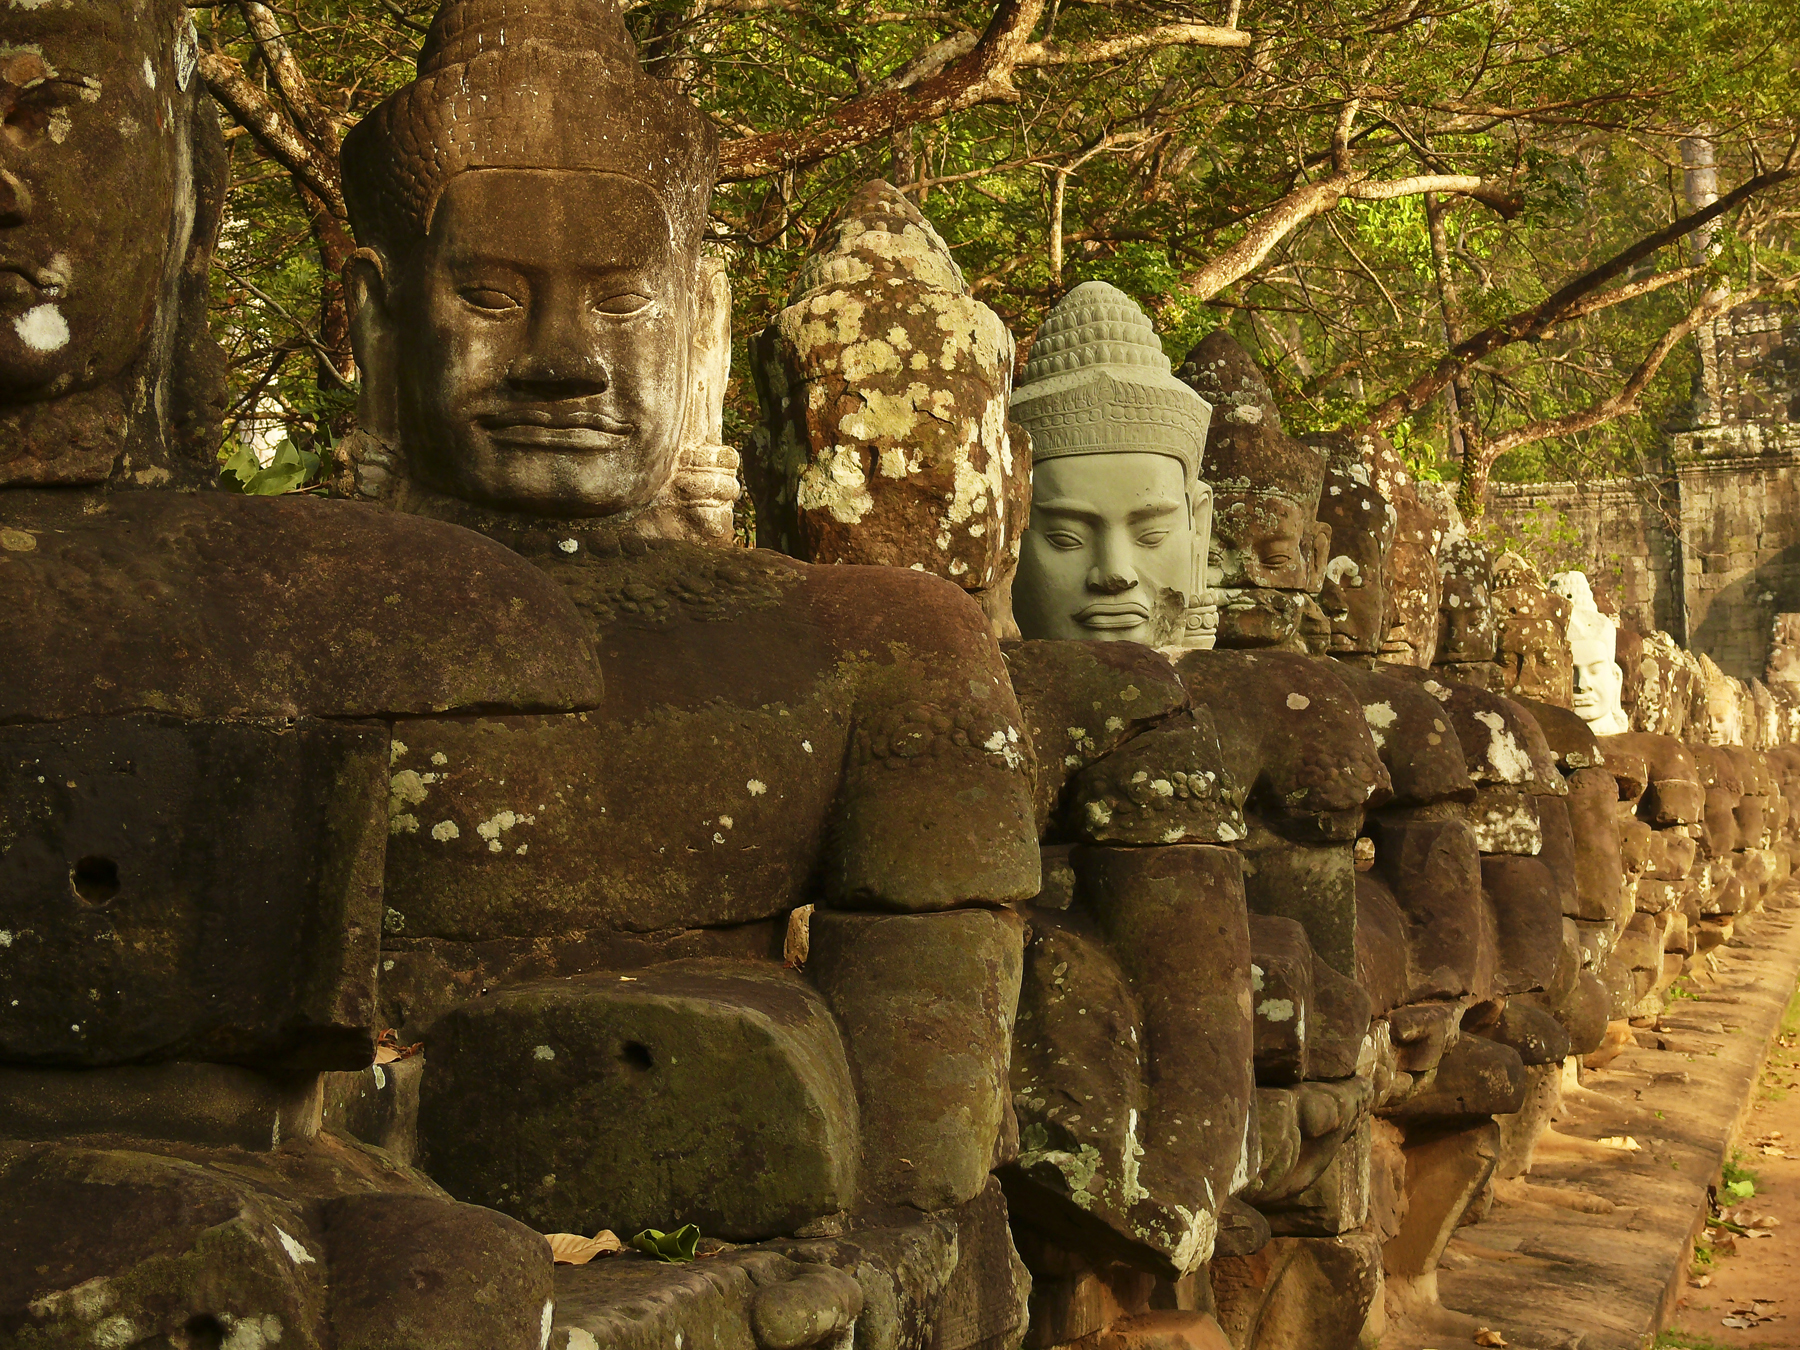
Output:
[0, 491, 602, 721]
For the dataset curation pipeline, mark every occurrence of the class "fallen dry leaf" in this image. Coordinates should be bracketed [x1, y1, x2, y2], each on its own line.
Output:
[1722, 1317, 1753, 1329]
[1596, 1135, 1641, 1151]
[1692, 1275, 1713, 1288]
[374, 1029, 423, 1066]
[547, 1230, 623, 1265]
[1474, 1328, 1507, 1347]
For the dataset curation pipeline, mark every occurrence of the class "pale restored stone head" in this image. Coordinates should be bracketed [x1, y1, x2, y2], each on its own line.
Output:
[341, 0, 719, 521]
[1011, 282, 1214, 647]
[1552, 570, 1628, 734]
[0, 1, 222, 487]
[1178, 331, 1329, 650]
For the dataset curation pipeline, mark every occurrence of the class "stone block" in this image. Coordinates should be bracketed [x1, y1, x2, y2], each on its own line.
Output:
[1483, 854, 1564, 994]
[418, 961, 859, 1240]
[1389, 1035, 1526, 1121]
[1240, 826, 1359, 981]
[0, 717, 387, 1070]
[1308, 956, 1373, 1081]
[1369, 815, 1493, 1002]
[1566, 767, 1627, 921]
[806, 909, 1023, 1213]
[1469, 786, 1543, 854]
[1382, 1122, 1500, 1277]
[1210, 1233, 1384, 1350]
[0, 1062, 321, 1152]
[1248, 915, 1312, 1085]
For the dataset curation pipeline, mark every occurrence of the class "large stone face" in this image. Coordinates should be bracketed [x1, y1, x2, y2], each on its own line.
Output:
[0, 1, 225, 488]
[749, 181, 1026, 630]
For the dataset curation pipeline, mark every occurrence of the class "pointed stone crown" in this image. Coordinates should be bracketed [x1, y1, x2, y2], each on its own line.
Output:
[1012, 282, 1212, 480]
[1179, 331, 1324, 504]
[342, 0, 717, 256]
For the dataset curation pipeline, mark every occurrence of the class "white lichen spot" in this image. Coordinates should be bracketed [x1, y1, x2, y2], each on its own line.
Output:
[567, 1333, 600, 1350]
[1251, 964, 1265, 991]
[558, 537, 579, 554]
[91, 1317, 139, 1350]
[1084, 800, 1114, 829]
[221, 1314, 284, 1350]
[1162, 826, 1187, 843]
[1257, 997, 1295, 1022]
[275, 1228, 316, 1265]
[1286, 692, 1311, 711]
[0, 931, 10, 947]
[801, 740, 813, 753]
[430, 820, 460, 842]
[534, 1045, 555, 1061]
[1150, 778, 1174, 797]
[391, 739, 409, 763]
[747, 779, 767, 797]
[13, 304, 69, 352]
[541, 1303, 556, 1350]
[719, 815, 734, 829]
[1473, 709, 1532, 781]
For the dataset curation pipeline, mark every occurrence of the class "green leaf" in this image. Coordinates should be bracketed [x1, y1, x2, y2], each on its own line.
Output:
[629, 1225, 700, 1263]
[238, 439, 322, 496]
[220, 440, 261, 490]
[1727, 1178, 1756, 1199]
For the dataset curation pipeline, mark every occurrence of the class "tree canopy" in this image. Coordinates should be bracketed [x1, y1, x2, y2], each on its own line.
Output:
[197, 0, 1800, 519]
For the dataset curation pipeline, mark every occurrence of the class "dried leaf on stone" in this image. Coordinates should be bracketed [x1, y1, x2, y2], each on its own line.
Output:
[1596, 1135, 1640, 1151]
[1474, 1328, 1508, 1347]
[1722, 1317, 1753, 1329]
[374, 1028, 422, 1065]
[547, 1230, 623, 1265]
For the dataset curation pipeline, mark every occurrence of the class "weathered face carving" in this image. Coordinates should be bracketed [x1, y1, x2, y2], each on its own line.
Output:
[1209, 491, 1331, 646]
[0, 14, 178, 403]
[1315, 474, 1395, 657]
[1015, 453, 1206, 645]
[392, 168, 690, 516]
[1437, 571, 1496, 664]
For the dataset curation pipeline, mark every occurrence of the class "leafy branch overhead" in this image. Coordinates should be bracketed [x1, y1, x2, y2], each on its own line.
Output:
[198, 0, 1800, 512]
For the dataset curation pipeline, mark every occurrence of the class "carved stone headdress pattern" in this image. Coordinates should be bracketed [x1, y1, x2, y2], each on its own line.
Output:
[341, 0, 717, 257]
[1012, 281, 1212, 481]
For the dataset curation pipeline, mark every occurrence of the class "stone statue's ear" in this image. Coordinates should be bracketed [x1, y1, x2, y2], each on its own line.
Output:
[345, 249, 399, 445]
[1190, 480, 1214, 599]
[1305, 520, 1333, 592]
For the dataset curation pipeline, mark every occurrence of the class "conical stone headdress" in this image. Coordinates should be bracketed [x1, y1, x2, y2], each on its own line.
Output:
[1012, 281, 1212, 480]
[342, 0, 717, 256]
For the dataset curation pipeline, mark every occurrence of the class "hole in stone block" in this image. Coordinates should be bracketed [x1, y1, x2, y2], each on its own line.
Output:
[184, 1315, 226, 1350]
[70, 855, 120, 904]
[619, 1041, 654, 1071]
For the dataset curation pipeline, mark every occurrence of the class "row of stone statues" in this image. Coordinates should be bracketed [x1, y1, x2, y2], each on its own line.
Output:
[2, 3, 1795, 1349]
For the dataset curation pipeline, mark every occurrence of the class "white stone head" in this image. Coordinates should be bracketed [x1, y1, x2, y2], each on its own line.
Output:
[1555, 571, 1628, 733]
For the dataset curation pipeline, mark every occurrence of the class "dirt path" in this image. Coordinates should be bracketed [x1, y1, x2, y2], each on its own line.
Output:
[1669, 984, 1800, 1349]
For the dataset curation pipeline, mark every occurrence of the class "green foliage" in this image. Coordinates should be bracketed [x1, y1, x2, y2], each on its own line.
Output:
[629, 1225, 701, 1263]
[219, 437, 324, 496]
[1721, 1154, 1758, 1200]
[204, 0, 1800, 499]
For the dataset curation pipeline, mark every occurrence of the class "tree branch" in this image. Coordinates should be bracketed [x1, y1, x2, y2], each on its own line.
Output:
[1180, 168, 1513, 301]
[1456, 271, 1800, 514]
[1362, 168, 1797, 433]
[716, 0, 1246, 181]
[199, 47, 345, 216]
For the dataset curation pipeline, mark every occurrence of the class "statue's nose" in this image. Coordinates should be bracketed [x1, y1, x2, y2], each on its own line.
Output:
[0, 168, 31, 227]
[1086, 567, 1138, 596]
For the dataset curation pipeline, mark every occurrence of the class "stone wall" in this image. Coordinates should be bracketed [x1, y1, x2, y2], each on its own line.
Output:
[1487, 304, 1800, 682]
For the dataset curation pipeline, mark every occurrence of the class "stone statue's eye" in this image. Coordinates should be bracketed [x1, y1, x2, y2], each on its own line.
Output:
[1137, 530, 1169, 548]
[1263, 553, 1292, 567]
[1044, 531, 1084, 550]
[460, 288, 522, 312]
[592, 292, 653, 316]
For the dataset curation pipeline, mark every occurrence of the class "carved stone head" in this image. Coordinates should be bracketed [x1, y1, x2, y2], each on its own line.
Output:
[1492, 552, 1573, 705]
[1435, 533, 1498, 670]
[1552, 571, 1628, 734]
[341, 0, 719, 522]
[748, 181, 1027, 633]
[1177, 332, 1329, 650]
[1012, 282, 1214, 647]
[1310, 434, 1396, 661]
[0, 1, 221, 487]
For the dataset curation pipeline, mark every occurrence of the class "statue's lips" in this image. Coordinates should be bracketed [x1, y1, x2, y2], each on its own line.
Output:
[1075, 602, 1149, 630]
[479, 410, 635, 451]
[0, 267, 52, 308]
